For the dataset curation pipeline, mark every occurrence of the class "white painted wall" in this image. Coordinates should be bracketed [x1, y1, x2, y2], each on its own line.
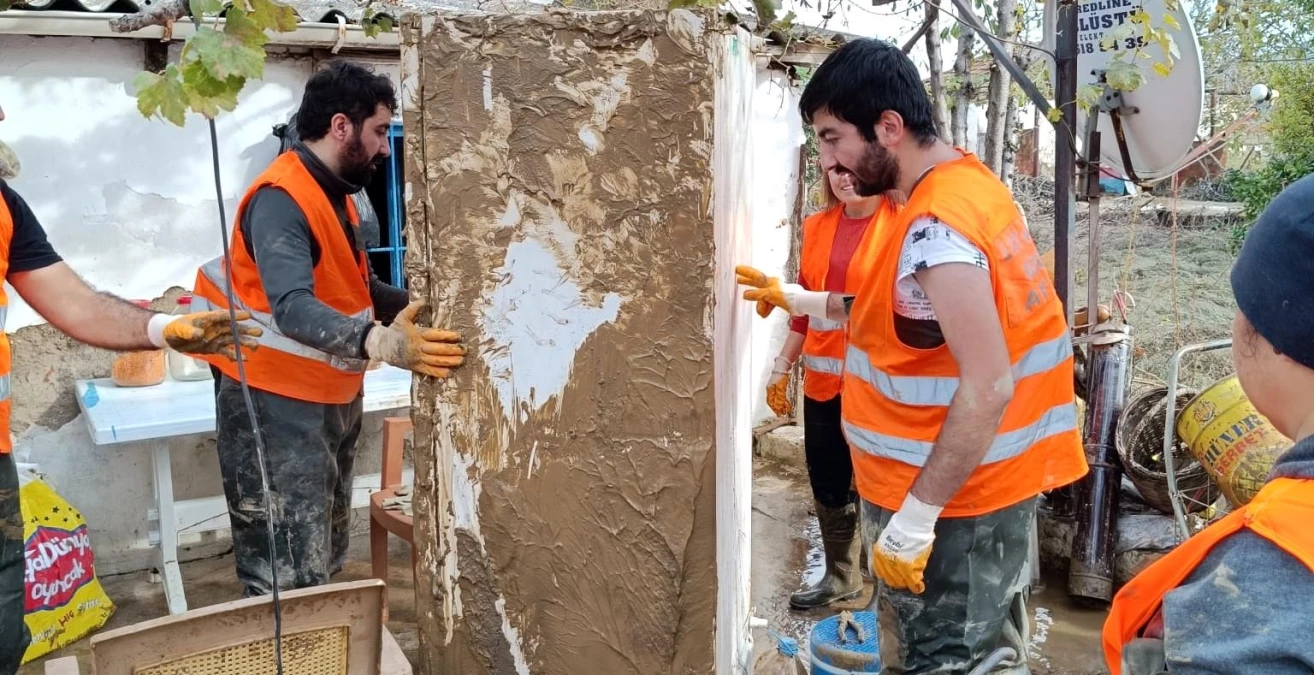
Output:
[746, 66, 804, 427]
[0, 36, 400, 574]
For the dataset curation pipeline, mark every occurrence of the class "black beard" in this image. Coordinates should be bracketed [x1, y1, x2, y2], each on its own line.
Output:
[848, 141, 900, 197]
[339, 133, 384, 188]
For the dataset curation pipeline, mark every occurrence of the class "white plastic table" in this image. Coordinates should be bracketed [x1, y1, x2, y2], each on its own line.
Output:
[75, 365, 413, 615]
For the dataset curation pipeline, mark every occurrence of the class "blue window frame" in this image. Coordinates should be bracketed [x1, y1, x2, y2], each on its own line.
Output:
[366, 122, 407, 288]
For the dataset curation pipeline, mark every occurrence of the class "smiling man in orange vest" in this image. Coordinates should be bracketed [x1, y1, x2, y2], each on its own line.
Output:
[1, 104, 256, 672]
[740, 39, 1087, 671]
[191, 61, 465, 598]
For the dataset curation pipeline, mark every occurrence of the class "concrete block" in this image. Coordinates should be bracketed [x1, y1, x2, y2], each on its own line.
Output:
[757, 425, 805, 470]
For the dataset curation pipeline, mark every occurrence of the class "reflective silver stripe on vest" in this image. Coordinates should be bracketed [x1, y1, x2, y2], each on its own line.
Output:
[844, 402, 1078, 467]
[0, 305, 8, 401]
[809, 315, 844, 333]
[801, 355, 844, 376]
[194, 257, 373, 373]
[845, 331, 1073, 407]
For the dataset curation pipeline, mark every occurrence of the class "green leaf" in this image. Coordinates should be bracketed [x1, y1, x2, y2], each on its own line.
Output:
[189, 0, 224, 17]
[134, 66, 188, 127]
[188, 25, 265, 80]
[181, 59, 243, 118]
[222, 5, 269, 45]
[1046, 107, 1064, 123]
[1105, 59, 1146, 92]
[1163, 12, 1181, 29]
[249, 0, 298, 32]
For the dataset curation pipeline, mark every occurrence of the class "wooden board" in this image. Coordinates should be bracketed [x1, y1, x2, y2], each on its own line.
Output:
[401, 10, 755, 674]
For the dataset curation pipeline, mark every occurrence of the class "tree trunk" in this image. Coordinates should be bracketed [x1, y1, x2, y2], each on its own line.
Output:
[924, 2, 951, 143]
[950, 25, 976, 148]
[983, 0, 1018, 174]
[1002, 85, 1019, 187]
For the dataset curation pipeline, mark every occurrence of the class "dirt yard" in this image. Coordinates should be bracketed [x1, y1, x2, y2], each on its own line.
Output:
[1017, 176, 1242, 392]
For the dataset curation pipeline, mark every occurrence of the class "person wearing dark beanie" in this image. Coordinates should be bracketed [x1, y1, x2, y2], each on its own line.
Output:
[1102, 173, 1314, 675]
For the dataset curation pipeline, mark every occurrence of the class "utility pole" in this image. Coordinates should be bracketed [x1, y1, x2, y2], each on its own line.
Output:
[1053, 0, 1079, 323]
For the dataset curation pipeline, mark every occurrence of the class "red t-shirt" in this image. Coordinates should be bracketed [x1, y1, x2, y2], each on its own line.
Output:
[790, 214, 871, 334]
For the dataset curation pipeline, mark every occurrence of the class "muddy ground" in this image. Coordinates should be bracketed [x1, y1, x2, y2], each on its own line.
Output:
[752, 458, 1108, 674]
[1016, 176, 1242, 391]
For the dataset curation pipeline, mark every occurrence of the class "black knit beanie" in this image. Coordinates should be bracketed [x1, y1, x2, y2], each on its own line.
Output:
[1230, 172, 1314, 369]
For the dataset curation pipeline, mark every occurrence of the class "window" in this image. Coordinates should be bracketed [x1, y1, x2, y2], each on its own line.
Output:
[364, 121, 407, 288]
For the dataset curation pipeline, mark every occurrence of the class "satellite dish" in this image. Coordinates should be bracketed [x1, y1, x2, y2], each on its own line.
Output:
[1041, 0, 1204, 180]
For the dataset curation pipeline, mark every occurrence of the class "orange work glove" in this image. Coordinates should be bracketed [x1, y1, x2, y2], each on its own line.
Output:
[159, 310, 263, 361]
[766, 356, 793, 417]
[736, 265, 794, 314]
[364, 301, 466, 378]
[870, 493, 943, 594]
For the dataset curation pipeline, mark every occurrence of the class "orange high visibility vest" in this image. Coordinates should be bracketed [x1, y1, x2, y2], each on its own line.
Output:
[191, 152, 373, 405]
[799, 201, 893, 402]
[0, 195, 12, 453]
[841, 152, 1087, 517]
[1102, 477, 1314, 674]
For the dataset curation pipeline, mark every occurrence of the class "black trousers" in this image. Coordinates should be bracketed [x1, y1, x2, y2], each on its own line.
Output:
[0, 452, 30, 675]
[803, 394, 857, 509]
[214, 373, 363, 597]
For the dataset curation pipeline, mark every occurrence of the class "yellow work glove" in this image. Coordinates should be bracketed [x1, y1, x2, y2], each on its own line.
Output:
[766, 356, 793, 417]
[150, 310, 263, 361]
[736, 265, 830, 318]
[736, 265, 794, 314]
[364, 301, 466, 379]
[871, 493, 943, 594]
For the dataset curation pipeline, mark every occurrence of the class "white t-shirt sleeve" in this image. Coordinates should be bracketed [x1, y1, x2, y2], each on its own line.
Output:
[894, 216, 989, 321]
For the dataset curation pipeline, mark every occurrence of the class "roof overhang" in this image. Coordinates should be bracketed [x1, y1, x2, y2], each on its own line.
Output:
[0, 9, 400, 51]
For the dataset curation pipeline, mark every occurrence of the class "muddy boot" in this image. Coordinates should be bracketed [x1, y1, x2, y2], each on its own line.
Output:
[790, 502, 862, 610]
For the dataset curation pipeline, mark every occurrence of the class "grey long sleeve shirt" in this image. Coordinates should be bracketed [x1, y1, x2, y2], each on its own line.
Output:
[1158, 435, 1314, 673]
[240, 143, 409, 360]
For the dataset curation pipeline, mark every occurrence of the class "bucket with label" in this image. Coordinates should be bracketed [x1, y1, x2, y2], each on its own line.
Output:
[1176, 374, 1290, 507]
[809, 610, 880, 674]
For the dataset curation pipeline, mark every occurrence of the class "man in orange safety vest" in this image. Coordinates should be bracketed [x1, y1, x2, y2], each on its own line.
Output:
[739, 39, 1087, 671]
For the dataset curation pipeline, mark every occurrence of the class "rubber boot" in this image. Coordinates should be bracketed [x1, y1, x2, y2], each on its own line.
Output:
[790, 501, 863, 610]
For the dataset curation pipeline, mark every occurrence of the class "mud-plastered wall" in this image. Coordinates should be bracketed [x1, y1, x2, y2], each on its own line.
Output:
[401, 9, 750, 674]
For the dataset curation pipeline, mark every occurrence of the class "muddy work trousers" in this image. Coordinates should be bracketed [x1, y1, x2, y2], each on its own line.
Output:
[214, 373, 363, 598]
[0, 452, 30, 674]
[862, 497, 1035, 674]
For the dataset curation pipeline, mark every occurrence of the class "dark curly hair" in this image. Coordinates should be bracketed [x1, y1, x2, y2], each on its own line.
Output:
[296, 60, 397, 142]
[799, 38, 939, 147]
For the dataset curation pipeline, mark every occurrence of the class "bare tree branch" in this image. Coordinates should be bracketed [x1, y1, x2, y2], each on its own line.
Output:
[901, 9, 937, 54]
[109, 0, 189, 33]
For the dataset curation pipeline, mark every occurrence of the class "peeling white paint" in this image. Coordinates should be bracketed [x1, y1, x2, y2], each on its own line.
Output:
[480, 236, 623, 421]
[451, 448, 483, 538]
[494, 595, 533, 675]
[577, 126, 604, 155]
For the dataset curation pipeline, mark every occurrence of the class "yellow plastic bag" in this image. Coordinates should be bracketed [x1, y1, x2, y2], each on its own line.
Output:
[19, 473, 115, 664]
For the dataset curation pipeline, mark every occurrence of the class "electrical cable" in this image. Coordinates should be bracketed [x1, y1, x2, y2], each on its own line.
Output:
[206, 117, 285, 675]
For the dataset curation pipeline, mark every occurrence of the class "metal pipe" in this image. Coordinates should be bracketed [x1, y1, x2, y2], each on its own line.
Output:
[1068, 326, 1132, 605]
[1085, 128, 1103, 324]
[967, 647, 1018, 675]
[1162, 339, 1233, 541]
[1053, 0, 1079, 322]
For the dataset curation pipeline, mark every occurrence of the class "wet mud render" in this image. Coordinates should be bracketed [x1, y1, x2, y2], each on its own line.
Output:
[404, 10, 722, 674]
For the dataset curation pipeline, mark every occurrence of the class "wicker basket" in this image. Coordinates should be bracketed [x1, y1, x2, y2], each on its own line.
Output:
[1116, 386, 1218, 514]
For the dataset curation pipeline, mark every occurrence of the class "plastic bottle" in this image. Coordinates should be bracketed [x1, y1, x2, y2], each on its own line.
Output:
[111, 300, 166, 387]
[167, 296, 214, 382]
